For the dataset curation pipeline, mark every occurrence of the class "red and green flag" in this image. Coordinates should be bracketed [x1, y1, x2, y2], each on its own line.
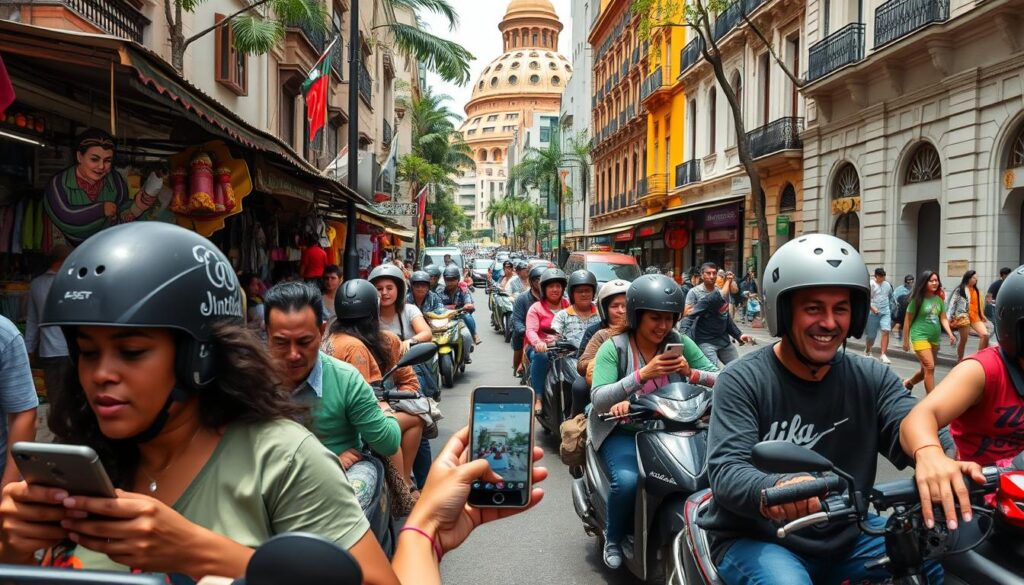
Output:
[302, 41, 335, 142]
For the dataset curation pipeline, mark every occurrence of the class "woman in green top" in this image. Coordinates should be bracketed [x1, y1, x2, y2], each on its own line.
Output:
[588, 275, 718, 569]
[902, 270, 956, 393]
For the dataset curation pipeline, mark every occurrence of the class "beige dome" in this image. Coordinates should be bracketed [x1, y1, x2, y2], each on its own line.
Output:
[504, 0, 558, 20]
[470, 51, 572, 100]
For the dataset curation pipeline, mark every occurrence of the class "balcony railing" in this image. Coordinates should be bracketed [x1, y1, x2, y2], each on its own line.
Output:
[631, 47, 640, 66]
[874, 0, 949, 48]
[713, 1, 743, 40]
[619, 112, 626, 126]
[746, 117, 804, 158]
[637, 177, 648, 197]
[358, 62, 372, 104]
[626, 104, 636, 120]
[807, 23, 865, 82]
[628, 189, 635, 204]
[674, 159, 701, 188]
[640, 67, 663, 101]
[647, 173, 668, 196]
[382, 120, 393, 145]
[680, 36, 705, 75]
[63, 0, 149, 43]
[330, 25, 343, 78]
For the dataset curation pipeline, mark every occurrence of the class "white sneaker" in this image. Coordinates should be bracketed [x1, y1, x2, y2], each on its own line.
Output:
[880, 354, 892, 365]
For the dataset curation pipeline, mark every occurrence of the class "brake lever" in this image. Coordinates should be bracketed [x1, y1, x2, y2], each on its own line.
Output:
[776, 511, 829, 538]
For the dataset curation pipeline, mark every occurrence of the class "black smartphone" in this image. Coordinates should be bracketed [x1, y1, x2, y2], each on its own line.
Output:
[12, 442, 116, 498]
[468, 386, 535, 508]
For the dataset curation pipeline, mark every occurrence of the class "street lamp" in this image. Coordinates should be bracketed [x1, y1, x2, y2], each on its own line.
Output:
[343, 0, 361, 281]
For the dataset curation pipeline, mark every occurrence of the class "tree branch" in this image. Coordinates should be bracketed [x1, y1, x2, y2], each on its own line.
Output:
[182, 0, 274, 50]
[740, 11, 805, 89]
[164, 0, 174, 30]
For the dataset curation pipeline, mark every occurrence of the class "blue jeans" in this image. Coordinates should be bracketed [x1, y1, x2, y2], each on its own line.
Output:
[865, 310, 892, 342]
[698, 339, 740, 366]
[598, 428, 639, 543]
[462, 313, 477, 337]
[413, 437, 431, 489]
[526, 346, 549, 399]
[718, 514, 943, 584]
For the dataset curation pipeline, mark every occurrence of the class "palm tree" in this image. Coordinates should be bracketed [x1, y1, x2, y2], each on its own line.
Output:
[384, 0, 475, 85]
[485, 195, 532, 248]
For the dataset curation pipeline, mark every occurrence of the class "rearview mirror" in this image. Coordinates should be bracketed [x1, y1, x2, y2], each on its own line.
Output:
[752, 441, 834, 474]
[396, 342, 437, 369]
[243, 533, 362, 585]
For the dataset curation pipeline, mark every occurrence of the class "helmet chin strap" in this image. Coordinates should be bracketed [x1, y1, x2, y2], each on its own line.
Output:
[783, 332, 845, 379]
[127, 386, 192, 443]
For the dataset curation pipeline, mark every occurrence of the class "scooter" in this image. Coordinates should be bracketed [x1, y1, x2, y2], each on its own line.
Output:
[489, 286, 515, 343]
[426, 308, 471, 388]
[572, 383, 713, 583]
[679, 442, 1024, 585]
[535, 339, 578, 436]
[361, 342, 436, 557]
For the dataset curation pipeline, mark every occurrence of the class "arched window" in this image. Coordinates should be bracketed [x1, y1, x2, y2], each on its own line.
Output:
[708, 87, 717, 154]
[492, 148, 502, 162]
[833, 163, 860, 198]
[529, 74, 540, 84]
[831, 163, 861, 249]
[1009, 124, 1024, 169]
[779, 183, 797, 212]
[904, 143, 942, 184]
[508, 75, 518, 85]
[479, 149, 488, 162]
[551, 76, 561, 86]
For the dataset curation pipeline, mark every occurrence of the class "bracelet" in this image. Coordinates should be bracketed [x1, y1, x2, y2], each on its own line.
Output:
[913, 444, 942, 458]
[634, 370, 642, 385]
[400, 526, 443, 561]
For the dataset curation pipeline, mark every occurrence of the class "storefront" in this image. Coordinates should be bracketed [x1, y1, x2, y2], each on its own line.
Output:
[692, 203, 743, 273]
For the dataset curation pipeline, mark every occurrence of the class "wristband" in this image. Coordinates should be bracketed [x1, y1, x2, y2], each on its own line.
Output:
[634, 369, 642, 385]
[689, 370, 700, 384]
[400, 525, 443, 561]
[913, 444, 942, 459]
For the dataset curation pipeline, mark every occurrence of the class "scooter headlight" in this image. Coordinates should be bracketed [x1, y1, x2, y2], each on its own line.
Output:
[430, 318, 451, 330]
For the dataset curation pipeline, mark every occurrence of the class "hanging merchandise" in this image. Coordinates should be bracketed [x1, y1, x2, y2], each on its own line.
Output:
[167, 140, 252, 236]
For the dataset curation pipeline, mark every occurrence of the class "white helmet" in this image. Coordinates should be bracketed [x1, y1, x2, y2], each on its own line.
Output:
[597, 279, 631, 324]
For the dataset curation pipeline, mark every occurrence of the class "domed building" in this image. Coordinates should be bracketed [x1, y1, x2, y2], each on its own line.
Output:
[457, 0, 571, 235]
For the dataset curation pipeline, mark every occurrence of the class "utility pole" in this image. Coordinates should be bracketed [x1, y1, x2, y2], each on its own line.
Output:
[344, 0, 361, 280]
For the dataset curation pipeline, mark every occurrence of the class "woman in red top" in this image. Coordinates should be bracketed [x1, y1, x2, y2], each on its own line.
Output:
[525, 268, 570, 411]
[899, 265, 1024, 530]
[299, 234, 328, 284]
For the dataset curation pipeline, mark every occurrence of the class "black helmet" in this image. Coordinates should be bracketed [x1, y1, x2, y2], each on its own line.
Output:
[996, 266, 1024, 359]
[625, 274, 685, 329]
[42, 222, 243, 441]
[410, 271, 431, 285]
[644, 266, 661, 275]
[442, 265, 461, 281]
[502, 259, 514, 269]
[539, 268, 568, 293]
[335, 279, 381, 321]
[426, 265, 442, 278]
[567, 270, 597, 302]
[528, 265, 547, 281]
[369, 264, 407, 300]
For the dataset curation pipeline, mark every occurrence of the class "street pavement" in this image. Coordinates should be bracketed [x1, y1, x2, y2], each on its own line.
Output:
[433, 299, 961, 585]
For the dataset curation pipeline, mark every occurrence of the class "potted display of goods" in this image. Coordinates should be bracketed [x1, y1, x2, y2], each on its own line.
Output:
[169, 151, 238, 218]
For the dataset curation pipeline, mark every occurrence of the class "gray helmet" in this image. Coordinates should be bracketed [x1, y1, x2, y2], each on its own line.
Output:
[539, 268, 568, 293]
[597, 279, 631, 323]
[335, 279, 381, 321]
[625, 274, 684, 329]
[514, 260, 529, 271]
[644, 266, 661, 275]
[426, 265, 442, 278]
[410, 270, 431, 285]
[502, 259, 514, 269]
[529, 265, 547, 282]
[567, 270, 597, 303]
[996, 265, 1024, 359]
[369, 263, 407, 300]
[442, 265, 461, 281]
[762, 233, 869, 338]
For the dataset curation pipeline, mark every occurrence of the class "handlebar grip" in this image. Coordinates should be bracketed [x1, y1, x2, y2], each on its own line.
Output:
[761, 476, 846, 508]
[379, 390, 420, 401]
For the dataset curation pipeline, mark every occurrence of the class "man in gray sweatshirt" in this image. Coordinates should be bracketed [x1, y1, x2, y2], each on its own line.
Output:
[701, 235, 948, 584]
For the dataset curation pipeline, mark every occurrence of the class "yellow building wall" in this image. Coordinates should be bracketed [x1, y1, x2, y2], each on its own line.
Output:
[644, 24, 688, 197]
[742, 168, 804, 270]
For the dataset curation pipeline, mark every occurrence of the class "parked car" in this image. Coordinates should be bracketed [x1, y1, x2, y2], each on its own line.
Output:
[469, 258, 495, 287]
[420, 247, 464, 272]
[562, 252, 641, 286]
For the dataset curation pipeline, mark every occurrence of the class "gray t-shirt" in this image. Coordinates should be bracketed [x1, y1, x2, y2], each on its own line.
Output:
[701, 344, 915, 560]
[870, 280, 893, 313]
[381, 304, 422, 340]
[0, 316, 40, 478]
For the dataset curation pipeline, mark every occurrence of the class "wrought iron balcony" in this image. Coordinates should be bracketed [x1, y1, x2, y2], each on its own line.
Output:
[330, 25, 343, 78]
[631, 47, 640, 66]
[874, 0, 949, 48]
[675, 159, 701, 188]
[646, 173, 668, 197]
[637, 177, 648, 197]
[628, 189, 635, 204]
[626, 104, 636, 120]
[382, 119, 393, 145]
[680, 36, 704, 75]
[619, 112, 626, 126]
[713, 1, 743, 41]
[358, 62, 372, 104]
[61, 0, 149, 43]
[610, 119, 618, 133]
[743, 0, 767, 15]
[640, 67, 663, 101]
[746, 117, 804, 158]
[808, 23, 865, 82]
[605, 79, 612, 93]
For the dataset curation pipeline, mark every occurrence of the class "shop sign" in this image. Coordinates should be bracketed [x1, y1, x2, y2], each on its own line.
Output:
[731, 176, 750, 194]
[372, 201, 417, 216]
[706, 228, 738, 244]
[255, 164, 313, 202]
[775, 215, 791, 236]
[591, 235, 611, 244]
[614, 228, 635, 242]
[947, 259, 969, 278]
[831, 196, 860, 215]
[704, 206, 739, 228]
[664, 227, 689, 250]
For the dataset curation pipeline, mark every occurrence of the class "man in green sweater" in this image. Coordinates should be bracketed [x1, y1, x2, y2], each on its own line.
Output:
[264, 282, 400, 466]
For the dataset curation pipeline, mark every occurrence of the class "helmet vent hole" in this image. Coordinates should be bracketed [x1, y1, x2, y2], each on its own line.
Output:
[840, 248, 849, 255]
[798, 238, 807, 243]
[772, 268, 780, 283]
[813, 248, 823, 255]
[95, 265, 105, 275]
[77, 267, 88, 279]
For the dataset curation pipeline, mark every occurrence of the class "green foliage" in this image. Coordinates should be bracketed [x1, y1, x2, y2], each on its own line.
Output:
[231, 15, 285, 55]
[428, 188, 471, 239]
[383, 0, 473, 85]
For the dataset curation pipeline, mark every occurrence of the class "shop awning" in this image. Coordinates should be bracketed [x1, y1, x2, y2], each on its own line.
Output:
[586, 195, 745, 238]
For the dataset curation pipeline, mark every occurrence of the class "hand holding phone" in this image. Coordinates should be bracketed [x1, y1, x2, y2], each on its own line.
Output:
[662, 343, 683, 358]
[467, 387, 535, 508]
[12, 443, 115, 498]
[0, 481, 74, 561]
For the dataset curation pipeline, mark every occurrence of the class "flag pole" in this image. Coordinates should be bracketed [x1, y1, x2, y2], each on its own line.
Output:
[344, 0, 361, 281]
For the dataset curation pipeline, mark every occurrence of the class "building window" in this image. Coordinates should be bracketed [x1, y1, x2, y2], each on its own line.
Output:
[708, 88, 717, 153]
[487, 114, 499, 121]
[509, 75, 519, 85]
[529, 74, 540, 84]
[905, 143, 942, 184]
[833, 163, 860, 198]
[491, 77, 499, 87]
[483, 127, 495, 133]
[506, 113, 518, 119]
[215, 14, 247, 95]
[1011, 125, 1024, 169]
[552, 76, 561, 86]
[779, 183, 797, 212]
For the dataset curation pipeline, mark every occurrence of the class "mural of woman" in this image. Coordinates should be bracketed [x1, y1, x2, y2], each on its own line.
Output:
[44, 128, 160, 245]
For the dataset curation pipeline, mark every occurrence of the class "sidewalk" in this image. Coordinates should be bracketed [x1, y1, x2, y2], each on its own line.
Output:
[733, 320, 962, 368]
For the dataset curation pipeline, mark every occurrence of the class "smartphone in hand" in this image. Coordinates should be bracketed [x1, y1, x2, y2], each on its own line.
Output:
[662, 343, 684, 358]
[468, 387, 534, 508]
[12, 442, 116, 498]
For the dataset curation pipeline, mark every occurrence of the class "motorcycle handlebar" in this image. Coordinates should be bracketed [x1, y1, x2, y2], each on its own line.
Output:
[761, 476, 846, 508]
[374, 390, 420, 401]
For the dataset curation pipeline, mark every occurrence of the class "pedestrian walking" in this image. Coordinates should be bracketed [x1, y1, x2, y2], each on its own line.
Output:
[864, 267, 894, 364]
[0, 315, 38, 487]
[902, 270, 957, 393]
[892, 274, 914, 340]
[948, 269, 990, 361]
[25, 244, 72, 405]
[679, 262, 753, 366]
[736, 270, 758, 323]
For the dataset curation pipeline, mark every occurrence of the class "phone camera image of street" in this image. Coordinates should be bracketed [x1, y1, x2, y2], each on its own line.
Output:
[472, 403, 531, 485]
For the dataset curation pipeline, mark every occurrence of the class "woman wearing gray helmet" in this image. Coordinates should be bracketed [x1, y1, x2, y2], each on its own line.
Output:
[589, 274, 717, 569]
[511, 265, 547, 376]
[508, 261, 531, 296]
[525, 269, 571, 411]
[551, 270, 600, 349]
[408, 271, 443, 315]
[577, 279, 631, 384]
[900, 265, 1024, 532]
[370, 264, 431, 353]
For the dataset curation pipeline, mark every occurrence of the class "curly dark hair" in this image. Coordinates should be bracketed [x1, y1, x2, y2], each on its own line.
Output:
[47, 321, 307, 489]
[329, 315, 394, 373]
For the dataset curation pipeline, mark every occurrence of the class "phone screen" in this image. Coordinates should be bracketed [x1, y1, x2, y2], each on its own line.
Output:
[468, 387, 534, 508]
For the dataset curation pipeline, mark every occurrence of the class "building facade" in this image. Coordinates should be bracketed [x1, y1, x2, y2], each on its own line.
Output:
[558, 0, 596, 248]
[801, 0, 1024, 286]
[458, 0, 571, 237]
